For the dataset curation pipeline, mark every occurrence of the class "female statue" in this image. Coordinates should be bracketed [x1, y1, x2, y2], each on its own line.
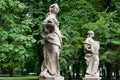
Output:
[84, 31, 100, 77]
[40, 3, 66, 78]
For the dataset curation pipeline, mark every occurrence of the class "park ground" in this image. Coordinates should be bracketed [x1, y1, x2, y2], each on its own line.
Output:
[0, 76, 38, 80]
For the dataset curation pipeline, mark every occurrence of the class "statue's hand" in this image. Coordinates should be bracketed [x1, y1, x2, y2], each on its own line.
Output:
[43, 34, 53, 40]
[86, 54, 92, 57]
[62, 36, 67, 41]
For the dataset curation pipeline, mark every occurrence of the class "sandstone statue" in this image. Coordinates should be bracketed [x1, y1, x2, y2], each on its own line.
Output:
[84, 31, 100, 77]
[40, 3, 66, 79]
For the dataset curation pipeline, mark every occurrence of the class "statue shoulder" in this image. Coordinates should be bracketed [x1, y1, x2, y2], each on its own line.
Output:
[84, 38, 92, 44]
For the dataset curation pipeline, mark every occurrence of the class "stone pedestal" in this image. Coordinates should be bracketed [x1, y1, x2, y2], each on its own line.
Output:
[83, 77, 101, 80]
[39, 76, 64, 80]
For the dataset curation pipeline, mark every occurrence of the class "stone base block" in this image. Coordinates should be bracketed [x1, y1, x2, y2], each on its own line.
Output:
[39, 76, 64, 80]
[83, 77, 101, 80]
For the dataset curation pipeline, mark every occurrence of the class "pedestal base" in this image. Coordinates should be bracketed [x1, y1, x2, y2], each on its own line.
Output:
[83, 77, 101, 80]
[39, 76, 64, 80]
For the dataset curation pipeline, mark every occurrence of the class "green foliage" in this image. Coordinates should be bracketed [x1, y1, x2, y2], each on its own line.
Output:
[0, 0, 120, 77]
[0, 0, 38, 76]
[58, 0, 97, 75]
[58, 0, 120, 75]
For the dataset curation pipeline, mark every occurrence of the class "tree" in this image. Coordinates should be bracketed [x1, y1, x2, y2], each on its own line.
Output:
[0, 0, 36, 76]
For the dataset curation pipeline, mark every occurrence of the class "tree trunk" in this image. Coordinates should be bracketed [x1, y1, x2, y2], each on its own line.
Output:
[34, 24, 43, 74]
[115, 63, 119, 80]
[33, 0, 44, 74]
[102, 65, 106, 77]
[105, 62, 112, 80]
[9, 67, 13, 77]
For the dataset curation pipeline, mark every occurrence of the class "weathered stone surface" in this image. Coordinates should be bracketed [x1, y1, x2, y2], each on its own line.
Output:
[39, 3, 66, 78]
[39, 76, 64, 80]
[83, 77, 101, 80]
[84, 31, 100, 77]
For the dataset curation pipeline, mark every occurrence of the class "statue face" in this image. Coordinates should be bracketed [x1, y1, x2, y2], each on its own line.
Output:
[49, 4, 59, 14]
[91, 33, 94, 37]
[88, 31, 94, 38]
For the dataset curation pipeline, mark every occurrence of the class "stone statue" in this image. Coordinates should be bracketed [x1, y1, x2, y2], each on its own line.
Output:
[40, 3, 66, 79]
[84, 31, 100, 77]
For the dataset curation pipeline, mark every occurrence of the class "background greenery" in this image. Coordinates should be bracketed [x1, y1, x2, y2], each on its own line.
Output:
[0, 76, 38, 80]
[0, 0, 120, 80]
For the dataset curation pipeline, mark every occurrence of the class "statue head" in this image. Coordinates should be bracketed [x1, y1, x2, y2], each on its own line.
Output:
[49, 3, 59, 14]
[87, 31, 94, 38]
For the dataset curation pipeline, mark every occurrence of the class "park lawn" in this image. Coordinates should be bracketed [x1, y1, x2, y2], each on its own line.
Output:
[0, 76, 38, 80]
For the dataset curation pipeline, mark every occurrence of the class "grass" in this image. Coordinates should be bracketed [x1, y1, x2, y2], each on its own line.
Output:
[0, 76, 39, 80]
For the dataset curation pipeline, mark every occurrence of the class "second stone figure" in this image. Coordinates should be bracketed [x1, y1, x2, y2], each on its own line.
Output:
[83, 31, 100, 80]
